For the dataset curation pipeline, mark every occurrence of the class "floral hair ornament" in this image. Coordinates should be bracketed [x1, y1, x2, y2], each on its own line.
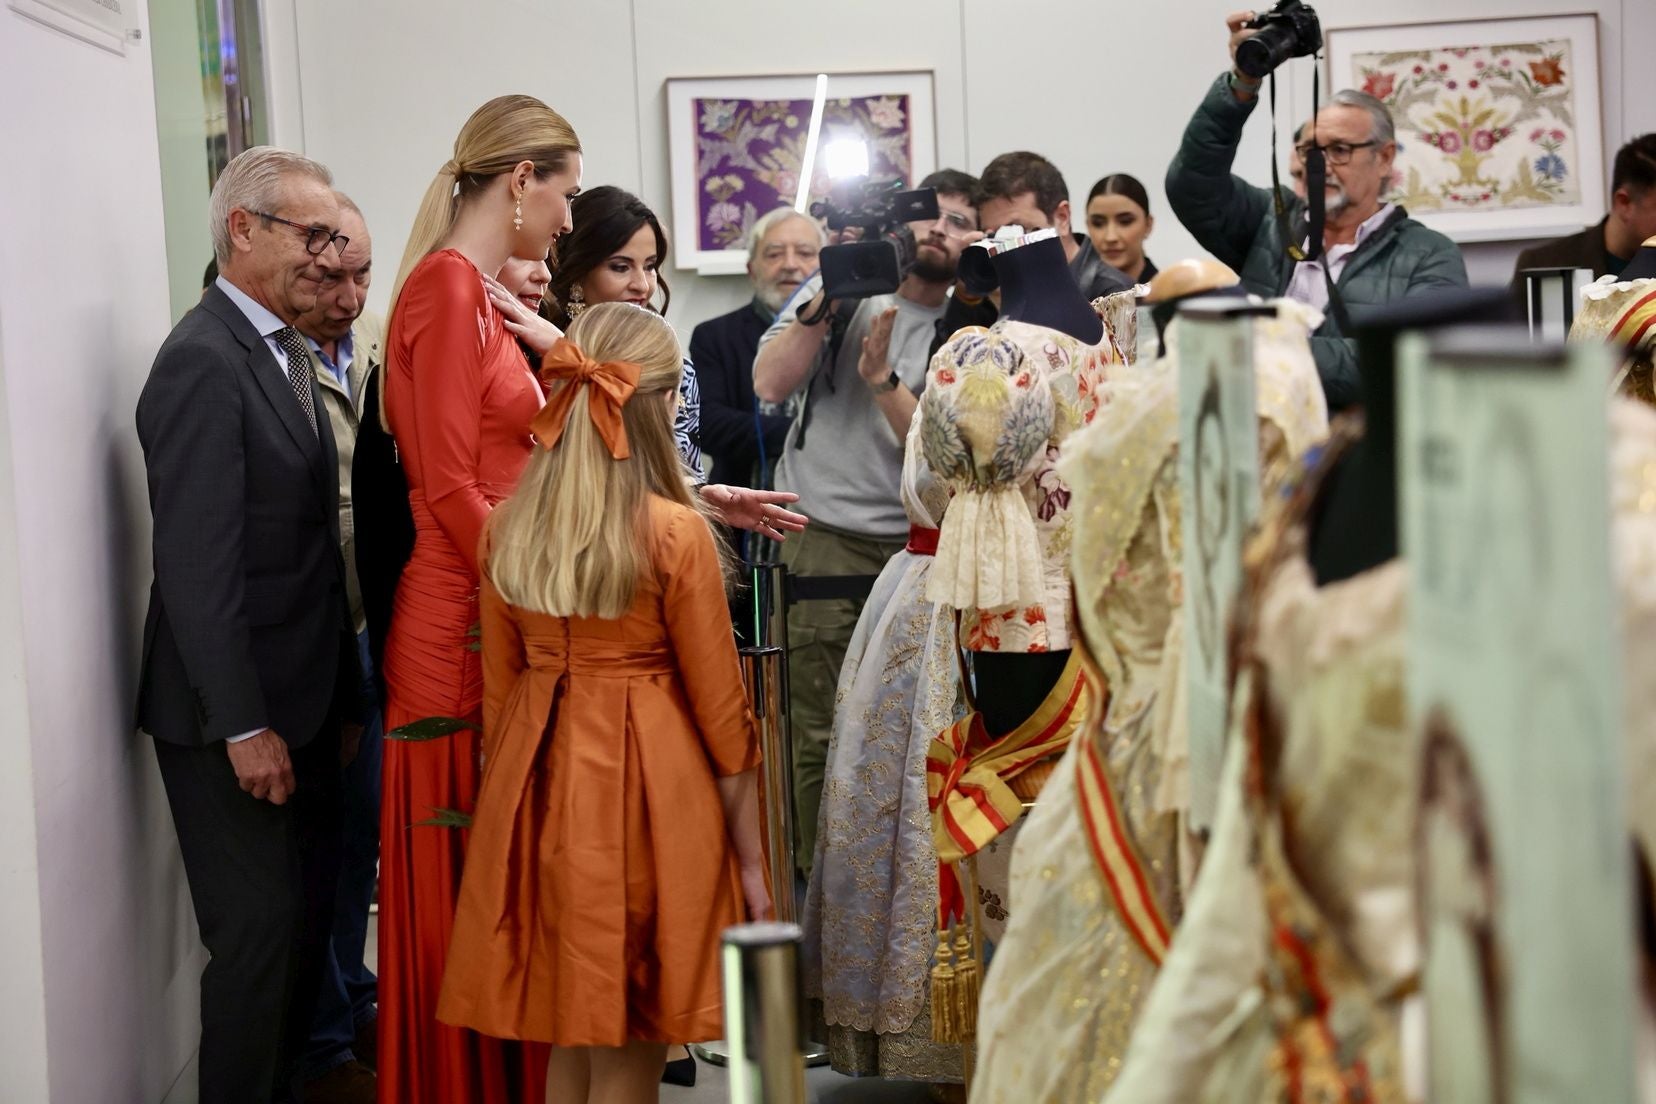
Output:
[921, 327, 1055, 611]
[531, 338, 642, 459]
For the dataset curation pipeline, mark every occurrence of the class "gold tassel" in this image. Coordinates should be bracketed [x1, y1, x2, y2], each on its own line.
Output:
[951, 928, 980, 1041]
[930, 928, 960, 1043]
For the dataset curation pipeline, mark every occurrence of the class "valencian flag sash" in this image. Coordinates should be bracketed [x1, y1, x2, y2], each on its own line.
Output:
[924, 649, 1090, 1042]
[1073, 692, 1174, 964]
[1611, 286, 1656, 355]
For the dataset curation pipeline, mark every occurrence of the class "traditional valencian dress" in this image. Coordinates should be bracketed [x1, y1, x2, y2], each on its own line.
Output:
[1107, 396, 1656, 1103]
[1572, 274, 1656, 408]
[968, 301, 1327, 1103]
[801, 411, 968, 1081]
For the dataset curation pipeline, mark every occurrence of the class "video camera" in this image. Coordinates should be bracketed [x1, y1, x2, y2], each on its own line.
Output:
[810, 179, 939, 301]
[1236, 0, 1322, 80]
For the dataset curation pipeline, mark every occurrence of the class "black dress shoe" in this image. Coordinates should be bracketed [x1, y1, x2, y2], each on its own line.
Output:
[303, 1059, 376, 1104]
[352, 1018, 377, 1071]
[662, 1051, 697, 1087]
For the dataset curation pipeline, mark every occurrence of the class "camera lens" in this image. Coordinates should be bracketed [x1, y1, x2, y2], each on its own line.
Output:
[1236, 25, 1295, 79]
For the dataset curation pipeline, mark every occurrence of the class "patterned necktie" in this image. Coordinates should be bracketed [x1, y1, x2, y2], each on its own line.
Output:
[273, 327, 320, 439]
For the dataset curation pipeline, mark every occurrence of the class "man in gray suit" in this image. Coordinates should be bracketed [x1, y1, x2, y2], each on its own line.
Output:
[137, 146, 362, 1104]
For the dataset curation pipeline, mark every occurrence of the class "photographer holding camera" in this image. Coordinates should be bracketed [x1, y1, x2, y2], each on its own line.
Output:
[1166, 5, 1468, 410]
[751, 167, 979, 873]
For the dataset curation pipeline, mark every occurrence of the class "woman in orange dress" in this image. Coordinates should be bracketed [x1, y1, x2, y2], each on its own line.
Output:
[439, 301, 772, 1102]
[378, 95, 583, 1104]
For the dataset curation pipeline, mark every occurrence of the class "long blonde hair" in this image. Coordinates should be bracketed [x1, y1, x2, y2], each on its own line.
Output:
[488, 303, 723, 617]
[386, 94, 580, 325]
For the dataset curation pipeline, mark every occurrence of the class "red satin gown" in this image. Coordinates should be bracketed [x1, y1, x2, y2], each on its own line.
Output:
[380, 249, 548, 1103]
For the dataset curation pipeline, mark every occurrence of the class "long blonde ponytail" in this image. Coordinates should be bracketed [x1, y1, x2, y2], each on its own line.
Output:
[488, 303, 724, 618]
[386, 94, 581, 329]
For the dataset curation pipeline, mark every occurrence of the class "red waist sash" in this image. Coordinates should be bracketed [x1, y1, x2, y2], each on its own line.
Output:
[906, 525, 940, 556]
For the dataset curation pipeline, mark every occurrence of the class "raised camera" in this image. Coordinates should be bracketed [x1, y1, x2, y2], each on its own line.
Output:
[1236, 0, 1322, 81]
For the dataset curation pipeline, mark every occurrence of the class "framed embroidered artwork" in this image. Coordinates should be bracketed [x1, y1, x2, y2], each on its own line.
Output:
[665, 71, 936, 273]
[1326, 14, 1603, 242]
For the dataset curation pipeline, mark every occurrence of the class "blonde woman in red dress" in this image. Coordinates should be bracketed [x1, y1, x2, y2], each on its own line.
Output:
[378, 95, 582, 1104]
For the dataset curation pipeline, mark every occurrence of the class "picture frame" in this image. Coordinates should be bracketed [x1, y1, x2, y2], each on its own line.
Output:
[1325, 14, 1603, 243]
[8, 0, 131, 54]
[664, 70, 937, 274]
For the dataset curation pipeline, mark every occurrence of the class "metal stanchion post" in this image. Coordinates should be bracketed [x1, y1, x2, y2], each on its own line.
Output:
[743, 645, 797, 921]
[721, 922, 808, 1104]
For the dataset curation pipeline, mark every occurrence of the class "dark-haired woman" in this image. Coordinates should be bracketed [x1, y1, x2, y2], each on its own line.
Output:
[1085, 173, 1158, 284]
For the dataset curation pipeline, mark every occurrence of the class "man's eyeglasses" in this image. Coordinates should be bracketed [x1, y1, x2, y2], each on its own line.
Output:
[933, 210, 977, 239]
[1293, 140, 1378, 166]
[250, 211, 350, 256]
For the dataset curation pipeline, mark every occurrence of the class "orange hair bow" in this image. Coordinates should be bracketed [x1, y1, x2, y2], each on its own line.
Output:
[531, 339, 642, 459]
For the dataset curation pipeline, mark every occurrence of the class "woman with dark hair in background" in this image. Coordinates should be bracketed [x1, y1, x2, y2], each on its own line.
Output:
[1086, 173, 1158, 284]
[543, 186, 701, 481]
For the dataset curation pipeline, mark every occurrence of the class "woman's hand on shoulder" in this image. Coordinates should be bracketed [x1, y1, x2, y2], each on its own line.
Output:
[699, 485, 808, 543]
[482, 274, 564, 355]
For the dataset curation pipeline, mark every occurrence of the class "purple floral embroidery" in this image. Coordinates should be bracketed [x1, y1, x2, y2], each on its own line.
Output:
[692, 93, 915, 252]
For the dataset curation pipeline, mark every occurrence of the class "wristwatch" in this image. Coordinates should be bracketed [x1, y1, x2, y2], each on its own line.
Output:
[870, 371, 901, 393]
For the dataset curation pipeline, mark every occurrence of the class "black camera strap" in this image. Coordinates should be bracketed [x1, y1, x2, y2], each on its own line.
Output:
[1265, 58, 1358, 333]
[793, 300, 856, 450]
[1267, 67, 1323, 264]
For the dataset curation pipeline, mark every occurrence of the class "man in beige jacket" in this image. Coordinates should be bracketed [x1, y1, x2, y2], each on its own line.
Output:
[293, 191, 382, 1104]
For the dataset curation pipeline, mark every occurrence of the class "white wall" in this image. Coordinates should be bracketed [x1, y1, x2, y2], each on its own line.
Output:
[0, 324, 51, 1104]
[268, 0, 1654, 335]
[0, 3, 203, 1101]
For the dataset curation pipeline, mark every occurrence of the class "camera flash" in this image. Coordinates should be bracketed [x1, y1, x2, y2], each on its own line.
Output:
[824, 138, 870, 181]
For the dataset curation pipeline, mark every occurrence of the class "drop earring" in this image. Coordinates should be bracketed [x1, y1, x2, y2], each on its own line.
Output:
[566, 286, 586, 320]
[513, 193, 524, 232]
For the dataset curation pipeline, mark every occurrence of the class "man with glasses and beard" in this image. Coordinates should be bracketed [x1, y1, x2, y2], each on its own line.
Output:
[691, 207, 826, 489]
[1166, 10, 1467, 410]
[752, 167, 979, 875]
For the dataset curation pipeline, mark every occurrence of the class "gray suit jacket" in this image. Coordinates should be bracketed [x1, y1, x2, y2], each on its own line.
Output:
[136, 283, 359, 747]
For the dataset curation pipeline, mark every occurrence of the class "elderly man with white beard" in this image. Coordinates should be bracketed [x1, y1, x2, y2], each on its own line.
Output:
[689, 206, 825, 488]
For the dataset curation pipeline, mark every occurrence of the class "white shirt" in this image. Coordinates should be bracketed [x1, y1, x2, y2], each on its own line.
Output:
[214, 276, 299, 746]
[1284, 203, 1396, 313]
[216, 275, 299, 377]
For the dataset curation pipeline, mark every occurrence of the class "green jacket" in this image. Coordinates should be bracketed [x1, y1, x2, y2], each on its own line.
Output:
[1165, 73, 1469, 409]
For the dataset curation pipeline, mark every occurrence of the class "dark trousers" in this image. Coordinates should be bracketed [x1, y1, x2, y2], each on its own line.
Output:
[305, 630, 382, 1077]
[779, 521, 905, 874]
[155, 727, 344, 1104]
